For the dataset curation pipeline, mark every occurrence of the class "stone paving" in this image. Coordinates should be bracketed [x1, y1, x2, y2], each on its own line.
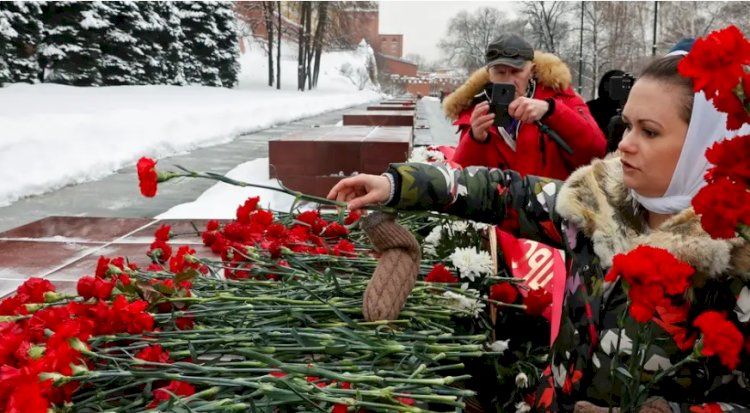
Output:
[0, 97, 460, 295]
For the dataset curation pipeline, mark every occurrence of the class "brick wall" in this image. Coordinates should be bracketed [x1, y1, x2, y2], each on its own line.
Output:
[340, 9, 380, 51]
[377, 55, 418, 77]
[235, 2, 301, 44]
[378, 34, 403, 58]
[405, 83, 430, 97]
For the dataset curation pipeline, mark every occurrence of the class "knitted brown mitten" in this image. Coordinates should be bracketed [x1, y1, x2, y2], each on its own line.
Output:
[360, 212, 421, 321]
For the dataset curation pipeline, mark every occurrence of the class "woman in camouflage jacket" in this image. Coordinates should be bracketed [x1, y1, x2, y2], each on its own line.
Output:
[328, 56, 750, 412]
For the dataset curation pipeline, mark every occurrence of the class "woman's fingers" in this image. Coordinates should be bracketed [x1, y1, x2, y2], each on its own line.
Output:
[327, 176, 363, 200]
[327, 175, 390, 210]
[347, 191, 384, 211]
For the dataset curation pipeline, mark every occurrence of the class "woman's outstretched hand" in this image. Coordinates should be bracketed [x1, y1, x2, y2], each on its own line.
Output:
[327, 174, 391, 211]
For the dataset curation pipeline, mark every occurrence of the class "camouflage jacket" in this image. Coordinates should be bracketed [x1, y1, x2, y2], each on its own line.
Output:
[385, 157, 750, 412]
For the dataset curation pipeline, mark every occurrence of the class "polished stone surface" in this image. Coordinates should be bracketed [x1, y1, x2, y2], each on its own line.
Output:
[366, 105, 415, 111]
[0, 216, 220, 297]
[342, 110, 415, 127]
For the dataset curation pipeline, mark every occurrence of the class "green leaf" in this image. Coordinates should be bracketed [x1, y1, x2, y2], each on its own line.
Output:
[176, 268, 200, 284]
[615, 366, 633, 379]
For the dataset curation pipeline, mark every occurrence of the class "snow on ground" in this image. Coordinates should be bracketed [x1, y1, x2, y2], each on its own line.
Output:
[0, 38, 381, 207]
[157, 157, 305, 219]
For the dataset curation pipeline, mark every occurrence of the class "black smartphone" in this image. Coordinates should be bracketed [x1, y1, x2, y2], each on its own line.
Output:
[490, 83, 516, 128]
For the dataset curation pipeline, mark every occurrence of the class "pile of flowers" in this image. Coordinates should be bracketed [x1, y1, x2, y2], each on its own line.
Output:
[680, 24, 750, 242]
[0, 194, 503, 412]
[5, 25, 748, 413]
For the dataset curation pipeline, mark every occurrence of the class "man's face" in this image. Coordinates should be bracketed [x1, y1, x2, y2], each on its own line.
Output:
[488, 62, 534, 98]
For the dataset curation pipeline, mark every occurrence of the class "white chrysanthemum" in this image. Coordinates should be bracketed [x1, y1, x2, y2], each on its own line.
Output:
[449, 221, 469, 233]
[515, 372, 529, 388]
[515, 401, 531, 413]
[470, 220, 491, 231]
[442, 291, 485, 317]
[450, 247, 494, 281]
[408, 146, 431, 163]
[487, 339, 509, 354]
[427, 147, 445, 161]
[424, 226, 443, 245]
[423, 244, 437, 256]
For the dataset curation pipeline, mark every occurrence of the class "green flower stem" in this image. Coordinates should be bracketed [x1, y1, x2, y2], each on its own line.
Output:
[72, 379, 154, 405]
[650, 354, 698, 385]
[739, 224, 750, 243]
[74, 370, 468, 410]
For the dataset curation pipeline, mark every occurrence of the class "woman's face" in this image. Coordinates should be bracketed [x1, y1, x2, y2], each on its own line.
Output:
[488, 62, 534, 98]
[618, 78, 689, 197]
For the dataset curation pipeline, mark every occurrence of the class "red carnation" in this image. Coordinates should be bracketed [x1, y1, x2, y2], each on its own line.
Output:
[490, 283, 519, 304]
[344, 210, 362, 225]
[154, 224, 171, 241]
[693, 311, 743, 370]
[76, 276, 115, 300]
[424, 264, 459, 283]
[332, 240, 356, 257]
[692, 178, 750, 239]
[175, 317, 194, 330]
[137, 157, 158, 197]
[236, 196, 260, 223]
[678, 25, 750, 97]
[205, 219, 220, 232]
[320, 222, 349, 238]
[148, 381, 196, 408]
[136, 344, 172, 364]
[251, 209, 274, 227]
[148, 239, 172, 262]
[606, 246, 694, 323]
[17, 278, 55, 303]
[704, 135, 750, 186]
[524, 288, 552, 316]
[713, 90, 750, 131]
[296, 211, 321, 227]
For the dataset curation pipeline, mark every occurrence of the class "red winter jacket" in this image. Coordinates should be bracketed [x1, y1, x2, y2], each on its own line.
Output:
[443, 53, 607, 181]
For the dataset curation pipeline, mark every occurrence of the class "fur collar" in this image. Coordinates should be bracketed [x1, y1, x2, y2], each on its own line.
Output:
[443, 51, 573, 120]
[555, 157, 750, 280]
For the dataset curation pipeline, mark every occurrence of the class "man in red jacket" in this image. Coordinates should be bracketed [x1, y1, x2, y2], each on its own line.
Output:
[443, 33, 606, 180]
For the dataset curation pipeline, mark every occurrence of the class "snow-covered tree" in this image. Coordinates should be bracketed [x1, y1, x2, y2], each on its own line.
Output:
[0, 2, 43, 84]
[175, 1, 221, 86]
[99, 1, 145, 85]
[136, 2, 185, 85]
[214, 1, 239, 88]
[40, 1, 108, 86]
[0, 9, 15, 85]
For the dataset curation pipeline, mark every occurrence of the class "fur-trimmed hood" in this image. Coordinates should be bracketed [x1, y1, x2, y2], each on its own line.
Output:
[443, 51, 573, 120]
[555, 157, 750, 280]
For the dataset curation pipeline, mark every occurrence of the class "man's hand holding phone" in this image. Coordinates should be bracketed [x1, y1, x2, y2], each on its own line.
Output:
[469, 101, 495, 143]
[509, 97, 550, 123]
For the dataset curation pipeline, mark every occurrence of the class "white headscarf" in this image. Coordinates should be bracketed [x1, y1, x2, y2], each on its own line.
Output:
[632, 52, 750, 214]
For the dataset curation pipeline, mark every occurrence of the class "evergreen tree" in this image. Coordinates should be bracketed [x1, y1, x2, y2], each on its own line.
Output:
[175, 1, 221, 86]
[40, 1, 108, 86]
[214, 1, 240, 88]
[0, 9, 15, 85]
[160, 2, 187, 85]
[133, 1, 165, 85]
[0, 2, 43, 84]
[99, 1, 145, 85]
[137, 2, 185, 85]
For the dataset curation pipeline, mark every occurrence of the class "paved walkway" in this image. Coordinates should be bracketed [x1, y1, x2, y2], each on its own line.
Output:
[0, 99, 459, 233]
